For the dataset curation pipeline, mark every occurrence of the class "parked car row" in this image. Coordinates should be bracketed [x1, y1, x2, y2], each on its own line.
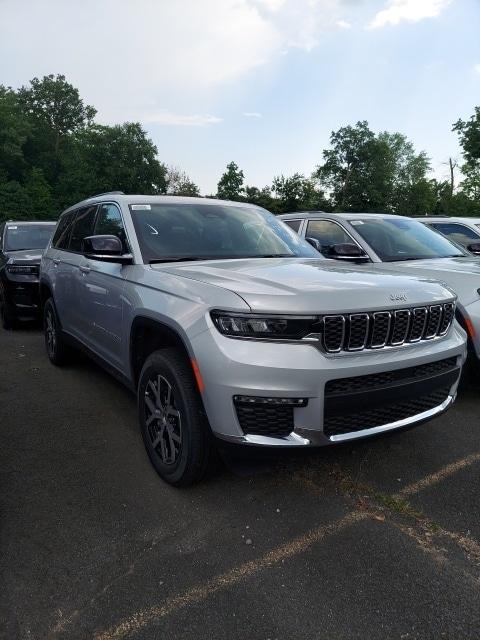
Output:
[1, 198, 478, 487]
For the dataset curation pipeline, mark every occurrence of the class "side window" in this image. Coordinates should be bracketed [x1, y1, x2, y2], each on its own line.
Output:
[95, 204, 127, 250]
[429, 223, 480, 246]
[69, 206, 98, 252]
[306, 220, 355, 254]
[283, 219, 302, 233]
[52, 212, 75, 250]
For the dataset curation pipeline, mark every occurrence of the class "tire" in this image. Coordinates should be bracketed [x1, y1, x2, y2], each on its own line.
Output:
[0, 292, 15, 330]
[138, 348, 213, 487]
[43, 298, 70, 366]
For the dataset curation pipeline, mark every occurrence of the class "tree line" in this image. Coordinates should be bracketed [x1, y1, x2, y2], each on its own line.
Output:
[0, 74, 479, 223]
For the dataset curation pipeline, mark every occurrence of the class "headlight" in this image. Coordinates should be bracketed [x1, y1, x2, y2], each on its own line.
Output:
[6, 264, 39, 275]
[211, 311, 318, 340]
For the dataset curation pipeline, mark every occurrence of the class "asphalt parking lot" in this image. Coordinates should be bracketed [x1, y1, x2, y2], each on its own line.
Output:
[1, 326, 479, 640]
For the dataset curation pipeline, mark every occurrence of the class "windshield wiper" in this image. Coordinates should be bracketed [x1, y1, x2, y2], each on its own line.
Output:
[253, 253, 296, 258]
[149, 256, 222, 264]
[149, 253, 297, 264]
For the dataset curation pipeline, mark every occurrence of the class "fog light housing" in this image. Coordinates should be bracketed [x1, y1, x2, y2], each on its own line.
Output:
[233, 395, 308, 406]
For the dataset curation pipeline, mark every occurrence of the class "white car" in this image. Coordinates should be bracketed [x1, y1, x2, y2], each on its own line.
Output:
[417, 217, 480, 256]
[280, 211, 480, 365]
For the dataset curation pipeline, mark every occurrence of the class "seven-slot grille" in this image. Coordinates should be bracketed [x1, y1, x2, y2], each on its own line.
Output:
[322, 302, 455, 353]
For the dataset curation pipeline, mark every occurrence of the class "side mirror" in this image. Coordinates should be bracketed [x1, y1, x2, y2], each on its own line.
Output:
[82, 235, 133, 264]
[330, 243, 370, 262]
[467, 242, 480, 256]
[306, 237, 321, 251]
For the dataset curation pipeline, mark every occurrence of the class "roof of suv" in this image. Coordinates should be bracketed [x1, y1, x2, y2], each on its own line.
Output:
[280, 211, 403, 220]
[64, 194, 264, 212]
[419, 216, 480, 224]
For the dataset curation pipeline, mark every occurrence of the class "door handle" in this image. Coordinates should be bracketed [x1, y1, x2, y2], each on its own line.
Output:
[79, 265, 91, 275]
[53, 258, 61, 266]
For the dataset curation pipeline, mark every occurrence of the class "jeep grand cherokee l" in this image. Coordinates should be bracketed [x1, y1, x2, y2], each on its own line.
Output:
[0, 220, 56, 329]
[40, 195, 466, 486]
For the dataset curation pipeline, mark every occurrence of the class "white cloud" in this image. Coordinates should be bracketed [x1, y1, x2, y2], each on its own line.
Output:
[243, 112, 263, 118]
[250, 0, 357, 50]
[145, 111, 222, 127]
[474, 64, 480, 75]
[369, 0, 451, 28]
[0, 0, 356, 123]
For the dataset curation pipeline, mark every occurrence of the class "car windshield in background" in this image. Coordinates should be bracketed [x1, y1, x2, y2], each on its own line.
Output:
[350, 218, 466, 262]
[4, 224, 56, 251]
[130, 203, 320, 262]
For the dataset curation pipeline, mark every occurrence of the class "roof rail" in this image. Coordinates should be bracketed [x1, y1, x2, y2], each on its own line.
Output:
[90, 191, 125, 198]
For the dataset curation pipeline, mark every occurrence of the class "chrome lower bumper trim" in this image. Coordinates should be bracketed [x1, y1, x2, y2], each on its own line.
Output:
[216, 395, 454, 447]
[328, 395, 454, 443]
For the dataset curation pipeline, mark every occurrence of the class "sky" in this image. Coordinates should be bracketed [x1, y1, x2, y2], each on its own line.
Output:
[0, 0, 479, 194]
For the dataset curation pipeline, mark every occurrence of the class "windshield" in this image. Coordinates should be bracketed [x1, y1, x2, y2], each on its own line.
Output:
[349, 217, 466, 262]
[4, 224, 56, 251]
[129, 203, 320, 262]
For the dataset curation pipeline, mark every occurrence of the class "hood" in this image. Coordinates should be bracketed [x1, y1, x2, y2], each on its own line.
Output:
[5, 249, 43, 263]
[371, 256, 480, 307]
[155, 257, 454, 314]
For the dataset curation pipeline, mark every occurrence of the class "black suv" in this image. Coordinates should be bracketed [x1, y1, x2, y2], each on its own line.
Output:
[0, 220, 56, 329]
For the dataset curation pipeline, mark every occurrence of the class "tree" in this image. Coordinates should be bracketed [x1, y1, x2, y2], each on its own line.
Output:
[244, 185, 276, 211]
[453, 107, 480, 165]
[271, 173, 329, 213]
[217, 161, 244, 200]
[314, 121, 377, 210]
[166, 166, 200, 196]
[24, 168, 55, 218]
[55, 122, 168, 207]
[314, 122, 433, 214]
[18, 74, 96, 156]
[453, 107, 480, 214]
[0, 172, 32, 222]
[0, 86, 30, 182]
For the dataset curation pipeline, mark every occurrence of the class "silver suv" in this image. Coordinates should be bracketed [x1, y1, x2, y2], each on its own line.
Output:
[40, 194, 466, 486]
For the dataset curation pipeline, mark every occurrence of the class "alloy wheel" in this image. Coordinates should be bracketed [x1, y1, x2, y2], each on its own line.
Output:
[45, 308, 57, 357]
[144, 374, 182, 465]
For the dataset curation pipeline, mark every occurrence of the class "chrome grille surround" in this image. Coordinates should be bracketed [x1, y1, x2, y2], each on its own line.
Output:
[320, 302, 456, 354]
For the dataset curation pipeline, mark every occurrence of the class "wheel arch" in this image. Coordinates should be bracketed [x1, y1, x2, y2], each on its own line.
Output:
[129, 316, 196, 389]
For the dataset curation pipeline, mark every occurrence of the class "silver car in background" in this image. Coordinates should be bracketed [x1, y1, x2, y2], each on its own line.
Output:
[40, 196, 466, 486]
[417, 216, 480, 256]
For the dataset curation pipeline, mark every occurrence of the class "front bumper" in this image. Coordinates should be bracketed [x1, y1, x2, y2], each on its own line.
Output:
[191, 322, 466, 447]
[3, 276, 40, 318]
